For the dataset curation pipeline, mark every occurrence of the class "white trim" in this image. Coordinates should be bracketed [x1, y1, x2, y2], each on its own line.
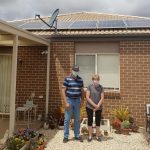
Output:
[0, 19, 50, 46]
[9, 35, 18, 137]
[46, 46, 50, 117]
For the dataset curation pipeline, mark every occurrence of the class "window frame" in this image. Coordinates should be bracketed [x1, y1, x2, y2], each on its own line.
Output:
[75, 53, 120, 92]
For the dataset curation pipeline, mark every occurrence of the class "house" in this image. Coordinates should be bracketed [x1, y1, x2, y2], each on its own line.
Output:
[1, 12, 150, 135]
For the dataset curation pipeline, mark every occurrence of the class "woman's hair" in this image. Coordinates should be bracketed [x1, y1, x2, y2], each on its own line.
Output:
[92, 74, 100, 81]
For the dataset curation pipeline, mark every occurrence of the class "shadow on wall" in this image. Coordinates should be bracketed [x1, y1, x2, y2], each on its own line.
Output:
[49, 42, 74, 111]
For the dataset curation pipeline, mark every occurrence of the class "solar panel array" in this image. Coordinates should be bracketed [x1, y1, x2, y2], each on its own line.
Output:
[10, 19, 150, 30]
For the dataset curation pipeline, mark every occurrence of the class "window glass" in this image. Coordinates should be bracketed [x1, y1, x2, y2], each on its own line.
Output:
[76, 55, 95, 87]
[97, 54, 119, 89]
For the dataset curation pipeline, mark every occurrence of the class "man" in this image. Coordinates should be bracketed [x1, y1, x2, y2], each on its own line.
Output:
[62, 65, 84, 143]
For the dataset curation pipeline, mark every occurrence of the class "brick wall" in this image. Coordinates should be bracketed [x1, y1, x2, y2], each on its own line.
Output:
[16, 46, 47, 115]
[49, 42, 74, 110]
[103, 40, 150, 127]
[14, 40, 150, 127]
[120, 40, 150, 126]
[49, 40, 150, 127]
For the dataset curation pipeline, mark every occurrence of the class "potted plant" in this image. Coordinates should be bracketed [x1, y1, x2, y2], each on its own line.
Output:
[30, 134, 46, 150]
[7, 136, 26, 150]
[112, 119, 122, 134]
[121, 120, 130, 135]
[6, 128, 38, 150]
[111, 106, 130, 122]
[129, 116, 139, 132]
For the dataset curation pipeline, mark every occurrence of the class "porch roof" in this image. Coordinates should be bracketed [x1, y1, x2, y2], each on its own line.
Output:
[0, 19, 50, 46]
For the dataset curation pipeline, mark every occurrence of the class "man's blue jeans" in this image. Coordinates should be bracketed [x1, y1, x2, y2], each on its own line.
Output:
[64, 97, 80, 138]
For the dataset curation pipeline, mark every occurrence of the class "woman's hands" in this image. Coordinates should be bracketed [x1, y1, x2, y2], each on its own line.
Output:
[93, 103, 101, 112]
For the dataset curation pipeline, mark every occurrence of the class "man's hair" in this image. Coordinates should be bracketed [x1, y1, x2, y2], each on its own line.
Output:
[92, 74, 100, 81]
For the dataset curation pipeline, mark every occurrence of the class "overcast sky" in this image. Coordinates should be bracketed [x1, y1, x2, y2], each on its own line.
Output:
[0, 0, 150, 21]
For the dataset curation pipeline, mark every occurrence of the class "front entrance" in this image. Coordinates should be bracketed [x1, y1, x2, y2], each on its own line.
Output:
[0, 54, 12, 115]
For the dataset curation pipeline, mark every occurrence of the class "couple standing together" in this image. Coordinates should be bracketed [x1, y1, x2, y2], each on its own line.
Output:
[62, 65, 104, 143]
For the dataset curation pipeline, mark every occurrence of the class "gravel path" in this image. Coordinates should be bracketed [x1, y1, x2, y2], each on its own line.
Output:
[39, 129, 150, 150]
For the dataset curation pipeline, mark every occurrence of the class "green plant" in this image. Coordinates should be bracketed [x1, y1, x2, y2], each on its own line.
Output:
[7, 136, 26, 150]
[111, 106, 130, 122]
[122, 120, 130, 129]
[30, 134, 46, 150]
[6, 128, 38, 150]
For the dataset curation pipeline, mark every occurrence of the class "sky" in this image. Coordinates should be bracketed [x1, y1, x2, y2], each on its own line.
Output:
[0, 0, 150, 21]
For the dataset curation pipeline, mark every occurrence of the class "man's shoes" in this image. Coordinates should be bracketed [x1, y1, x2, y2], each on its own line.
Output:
[87, 137, 92, 142]
[63, 137, 69, 143]
[75, 136, 83, 142]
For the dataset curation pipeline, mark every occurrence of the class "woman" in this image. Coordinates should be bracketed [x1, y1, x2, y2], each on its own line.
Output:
[86, 74, 104, 142]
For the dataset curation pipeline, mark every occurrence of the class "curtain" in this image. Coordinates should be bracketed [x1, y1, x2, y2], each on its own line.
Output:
[97, 54, 119, 89]
[76, 55, 95, 87]
[0, 55, 12, 113]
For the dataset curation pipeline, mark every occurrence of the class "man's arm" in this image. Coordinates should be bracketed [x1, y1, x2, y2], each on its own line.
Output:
[62, 86, 70, 110]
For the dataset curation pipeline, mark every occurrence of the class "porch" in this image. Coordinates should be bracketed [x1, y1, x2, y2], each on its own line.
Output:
[0, 19, 50, 138]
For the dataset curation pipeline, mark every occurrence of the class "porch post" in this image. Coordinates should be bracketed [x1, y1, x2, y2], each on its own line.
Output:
[46, 45, 50, 117]
[9, 35, 18, 137]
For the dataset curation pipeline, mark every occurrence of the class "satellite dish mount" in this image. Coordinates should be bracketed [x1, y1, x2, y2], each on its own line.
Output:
[35, 9, 59, 33]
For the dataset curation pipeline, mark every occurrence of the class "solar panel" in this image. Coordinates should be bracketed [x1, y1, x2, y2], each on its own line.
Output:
[20, 21, 45, 29]
[57, 21, 74, 29]
[10, 18, 150, 30]
[125, 19, 150, 28]
[41, 21, 74, 29]
[9, 21, 26, 27]
[98, 20, 126, 29]
[69, 21, 97, 29]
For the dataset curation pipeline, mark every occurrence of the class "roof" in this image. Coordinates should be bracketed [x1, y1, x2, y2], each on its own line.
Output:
[9, 12, 150, 37]
[0, 19, 50, 46]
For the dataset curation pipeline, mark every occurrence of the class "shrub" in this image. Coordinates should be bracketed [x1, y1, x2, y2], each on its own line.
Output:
[111, 106, 130, 122]
[122, 120, 130, 129]
[112, 119, 121, 130]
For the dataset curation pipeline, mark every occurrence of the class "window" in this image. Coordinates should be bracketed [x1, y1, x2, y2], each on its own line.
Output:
[76, 53, 120, 90]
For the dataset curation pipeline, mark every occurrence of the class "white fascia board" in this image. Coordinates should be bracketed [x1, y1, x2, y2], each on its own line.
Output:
[0, 19, 50, 46]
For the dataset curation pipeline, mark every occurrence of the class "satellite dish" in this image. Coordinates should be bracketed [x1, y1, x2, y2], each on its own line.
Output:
[48, 9, 59, 27]
[35, 9, 59, 32]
